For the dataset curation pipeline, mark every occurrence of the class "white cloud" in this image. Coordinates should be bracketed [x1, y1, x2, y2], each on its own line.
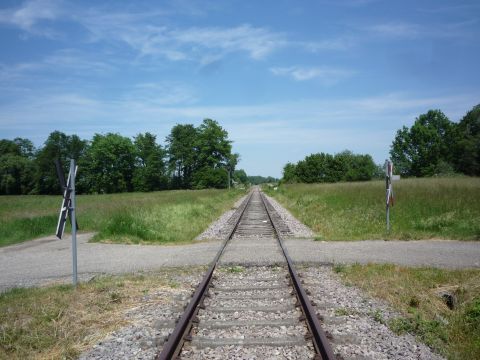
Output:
[270, 66, 354, 83]
[0, 0, 62, 37]
[77, 12, 287, 63]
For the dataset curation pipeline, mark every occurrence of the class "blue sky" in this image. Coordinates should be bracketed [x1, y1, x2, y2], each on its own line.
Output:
[0, 0, 479, 177]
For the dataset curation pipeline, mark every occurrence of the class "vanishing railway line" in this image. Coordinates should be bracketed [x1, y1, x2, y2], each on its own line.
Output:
[156, 188, 336, 359]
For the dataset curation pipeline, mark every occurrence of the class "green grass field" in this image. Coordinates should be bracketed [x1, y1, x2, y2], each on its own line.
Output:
[334, 264, 480, 359]
[0, 189, 245, 247]
[265, 177, 480, 240]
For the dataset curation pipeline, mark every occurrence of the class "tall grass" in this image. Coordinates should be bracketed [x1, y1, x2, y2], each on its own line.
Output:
[0, 189, 245, 247]
[265, 178, 480, 240]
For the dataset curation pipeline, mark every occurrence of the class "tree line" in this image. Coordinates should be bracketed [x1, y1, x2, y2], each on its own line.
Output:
[0, 119, 245, 195]
[281, 104, 480, 183]
[282, 150, 379, 183]
[390, 105, 480, 177]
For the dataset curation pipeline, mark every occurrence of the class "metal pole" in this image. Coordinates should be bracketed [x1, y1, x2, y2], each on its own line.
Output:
[385, 159, 390, 232]
[228, 168, 231, 190]
[386, 204, 390, 232]
[70, 159, 78, 287]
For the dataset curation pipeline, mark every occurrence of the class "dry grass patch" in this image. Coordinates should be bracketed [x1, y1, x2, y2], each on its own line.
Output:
[0, 268, 200, 359]
[334, 263, 480, 359]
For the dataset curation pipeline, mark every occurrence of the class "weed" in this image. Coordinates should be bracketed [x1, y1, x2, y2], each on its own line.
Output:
[333, 264, 346, 273]
[335, 307, 353, 316]
[371, 309, 385, 324]
[409, 296, 420, 308]
[109, 292, 122, 303]
[227, 266, 245, 273]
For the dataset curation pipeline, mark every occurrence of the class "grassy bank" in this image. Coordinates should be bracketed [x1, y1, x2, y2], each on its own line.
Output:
[334, 264, 480, 359]
[0, 189, 245, 247]
[0, 268, 199, 359]
[265, 178, 480, 240]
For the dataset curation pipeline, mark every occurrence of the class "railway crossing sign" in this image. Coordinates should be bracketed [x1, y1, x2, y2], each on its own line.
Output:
[55, 159, 79, 286]
[55, 159, 78, 239]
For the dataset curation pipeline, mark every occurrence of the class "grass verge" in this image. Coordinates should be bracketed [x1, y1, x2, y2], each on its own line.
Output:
[0, 268, 198, 360]
[333, 263, 480, 359]
[264, 178, 480, 240]
[0, 189, 245, 247]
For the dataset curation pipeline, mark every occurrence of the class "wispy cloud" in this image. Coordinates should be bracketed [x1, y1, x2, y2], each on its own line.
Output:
[0, 0, 63, 37]
[78, 12, 288, 63]
[366, 20, 477, 39]
[0, 49, 114, 84]
[123, 82, 198, 106]
[368, 22, 420, 38]
[270, 66, 354, 83]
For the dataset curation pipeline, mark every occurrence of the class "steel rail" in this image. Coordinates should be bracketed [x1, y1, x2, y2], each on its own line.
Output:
[156, 189, 335, 359]
[260, 192, 336, 360]
[156, 191, 253, 360]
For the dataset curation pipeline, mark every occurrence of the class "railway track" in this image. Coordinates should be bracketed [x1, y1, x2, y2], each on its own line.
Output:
[156, 188, 335, 359]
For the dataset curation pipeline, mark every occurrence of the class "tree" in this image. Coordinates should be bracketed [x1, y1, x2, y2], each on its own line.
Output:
[195, 119, 232, 169]
[13, 138, 35, 159]
[390, 110, 455, 176]
[248, 175, 279, 184]
[133, 132, 168, 191]
[453, 104, 480, 176]
[0, 139, 21, 156]
[281, 150, 377, 183]
[296, 153, 335, 183]
[0, 140, 35, 194]
[191, 119, 233, 189]
[282, 162, 298, 183]
[166, 124, 198, 189]
[233, 169, 248, 185]
[34, 131, 87, 194]
[335, 150, 376, 181]
[81, 133, 135, 193]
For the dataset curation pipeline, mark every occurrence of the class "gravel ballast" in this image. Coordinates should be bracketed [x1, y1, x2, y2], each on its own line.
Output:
[80, 270, 202, 360]
[299, 265, 444, 360]
[263, 193, 316, 238]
